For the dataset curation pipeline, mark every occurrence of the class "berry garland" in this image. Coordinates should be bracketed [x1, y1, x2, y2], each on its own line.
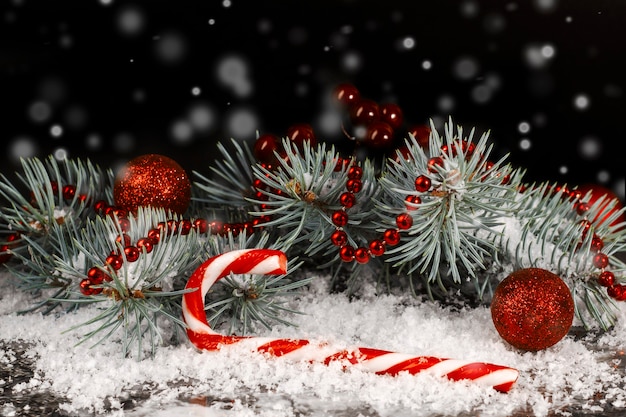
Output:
[78, 198, 267, 297]
[568, 186, 626, 301]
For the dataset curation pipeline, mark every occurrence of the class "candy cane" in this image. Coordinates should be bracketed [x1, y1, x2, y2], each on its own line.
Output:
[182, 249, 519, 393]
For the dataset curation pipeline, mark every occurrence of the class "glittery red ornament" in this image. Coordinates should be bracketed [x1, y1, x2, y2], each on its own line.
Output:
[491, 268, 574, 351]
[113, 154, 191, 215]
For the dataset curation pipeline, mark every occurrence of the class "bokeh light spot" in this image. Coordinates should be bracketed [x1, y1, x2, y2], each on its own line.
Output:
[28, 101, 52, 123]
[216, 54, 253, 98]
[8, 136, 39, 164]
[154, 31, 187, 64]
[117, 5, 145, 36]
[573, 94, 590, 110]
[534, 0, 559, 13]
[519, 138, 532, 151]
[453, 56, 479, 80]
[85, 134, 102, 151]
[113, 132, 135, 153]
[171, 120, 194, 144]
[225, 107, 259, 139]
[471, 85, 492, 104]
[578, 136, 602, 160]
[341, 51, 362, 73]
[437, 95, 455, 112]
[188, 104, 215, 132]
[518, 122, 530, 134]
[50, 125, 63, 138]
[53, 147, 69, 161]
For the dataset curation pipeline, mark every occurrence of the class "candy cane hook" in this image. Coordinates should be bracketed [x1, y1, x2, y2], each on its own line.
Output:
[182, 249, 519, 393]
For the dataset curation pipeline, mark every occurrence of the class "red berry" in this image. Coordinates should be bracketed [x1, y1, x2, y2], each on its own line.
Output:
[193, 218, 208, 234]
[349, 99, 380, 126]
[62, 184, 76, 200]
[331, 230, 348, 247]
[590, 234, 604, 252]
[427, 157, 444, 173]
[368, 239, 386, 257]
[593, 252, 609, 269]
[415, 175, 432, 193]
[137, 237, 155, 253]
[607, 284, 624, 300]
[118, 218, 131, 233]
[79, 279, 94, 296]
[354, 247, 370, 264]
[147, 228, 161, 243]
[334, 83, 360, 107]
[94, 200, 108, 213]
[124, 246, 140, 262]
[396, 213, 413, 230]
[116, 233, 131, 247]
[332, 210, 349, 227]
[576, 202, 590, 216]
[598, 271, 615, 287]
[405, 195, 421, 211]
[380, 103, 404, 130]
[179, 219, 192, 235]
[383, 229, 401, 246]
[346, 179, 363, 193]
[347, 166, 363, 179]
[339, 245, 355, 262]
[365, 121, 394, 148]
[105, 254, 123, 270]
[339, 192, 356, 208]
[87, 267, 106, 284]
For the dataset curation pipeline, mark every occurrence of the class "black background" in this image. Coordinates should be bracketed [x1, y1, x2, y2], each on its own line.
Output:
[1, 0, 624, 201]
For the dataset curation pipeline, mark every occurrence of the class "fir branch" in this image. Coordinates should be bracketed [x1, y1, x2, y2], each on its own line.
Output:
[249, 140, 381, 255]
[193, 138, 256, 208]
[26, 207, 210, 357]
[377, 118, 521, 295]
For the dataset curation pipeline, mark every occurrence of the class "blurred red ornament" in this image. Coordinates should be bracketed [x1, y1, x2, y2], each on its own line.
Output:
[253, 133, 282, 166]
[408, 124, 431, 148]
[380, 103, 404, 130]
[575, 184, 625, 229]
[349, 99, 380, 126]
[286, 123, 317, 150]
[491, 268, 574, 351]
[333, 83, 361, 108]
[365, 121, 394, 148]
[113, 154, 191, 215]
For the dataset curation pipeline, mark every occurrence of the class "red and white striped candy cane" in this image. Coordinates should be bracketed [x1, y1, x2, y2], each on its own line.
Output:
[182, 249, 519, 393]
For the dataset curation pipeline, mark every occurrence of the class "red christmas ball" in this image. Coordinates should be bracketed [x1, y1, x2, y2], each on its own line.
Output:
[113, 154, 191, 215]
[491, 268, 575, 351]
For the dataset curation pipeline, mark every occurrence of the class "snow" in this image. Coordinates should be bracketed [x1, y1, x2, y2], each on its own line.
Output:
[1, 269, 626, 417]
